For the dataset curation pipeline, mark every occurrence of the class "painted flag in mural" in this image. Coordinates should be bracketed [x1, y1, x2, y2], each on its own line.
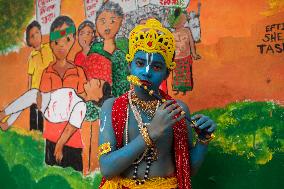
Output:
[36, 0, 61, 35]
[84, 0, 103, 22]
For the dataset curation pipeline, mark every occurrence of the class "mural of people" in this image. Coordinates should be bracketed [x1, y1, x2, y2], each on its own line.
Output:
[171, 7, 201, 95]
[26, 21, 54, 132]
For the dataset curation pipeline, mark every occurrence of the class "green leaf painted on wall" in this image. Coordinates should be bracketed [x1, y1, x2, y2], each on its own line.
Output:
[0, 0, 34, 54]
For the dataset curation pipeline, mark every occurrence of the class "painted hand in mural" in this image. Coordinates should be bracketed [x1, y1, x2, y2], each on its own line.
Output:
[54, 142, 64, 163]
[147, 100, 185, 141]
[0, 111, 8, 131]
[36, 90, 42, 110]
[192, 53, 201, 60]
[191, 114, 217, 134]
[0, 121, 9, 131]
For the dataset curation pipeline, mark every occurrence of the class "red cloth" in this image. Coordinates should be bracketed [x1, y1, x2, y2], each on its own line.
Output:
[75, 52, 112, 84]
[74, 51, 87, 67]
[172, 55, 193, 92]
[100, 90, 191, 189]
[159, 80, 168, 94]
[43, 120, 83, 148]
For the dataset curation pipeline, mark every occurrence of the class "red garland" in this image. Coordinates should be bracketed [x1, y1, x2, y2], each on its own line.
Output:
[100, 90, 191, 189]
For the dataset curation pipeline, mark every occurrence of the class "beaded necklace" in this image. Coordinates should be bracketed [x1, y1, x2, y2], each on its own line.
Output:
[126, 90, 159, 185]
[131, 92, 160, 120]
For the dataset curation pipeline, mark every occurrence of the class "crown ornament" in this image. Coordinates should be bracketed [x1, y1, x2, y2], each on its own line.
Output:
[126, 19, 176, 70]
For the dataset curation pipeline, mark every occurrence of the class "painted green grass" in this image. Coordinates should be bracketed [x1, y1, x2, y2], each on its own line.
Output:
[0, 101, 283, 188]
[0, 129, 99, 189]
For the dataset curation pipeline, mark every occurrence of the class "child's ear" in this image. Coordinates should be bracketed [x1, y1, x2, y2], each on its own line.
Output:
[165, 69, 170, 80]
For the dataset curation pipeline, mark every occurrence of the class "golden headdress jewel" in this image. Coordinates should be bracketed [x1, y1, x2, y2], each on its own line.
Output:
[126, 19, 176, 70]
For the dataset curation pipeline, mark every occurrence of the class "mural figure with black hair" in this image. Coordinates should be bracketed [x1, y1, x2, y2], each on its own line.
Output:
[75, 20, 96, 66]
[170, 7, 201, 95]
[26, 20, 54, 132]
[39, 15, 97, 172]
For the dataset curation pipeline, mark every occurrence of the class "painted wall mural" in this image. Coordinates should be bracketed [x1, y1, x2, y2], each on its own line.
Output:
[0, 0, 283, 188]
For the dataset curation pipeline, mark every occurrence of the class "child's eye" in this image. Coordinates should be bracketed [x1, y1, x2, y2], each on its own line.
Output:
[55, 40, 58, 45]
[153, 65, 162, 71]
[135, 60, 144, 67]
[67, 36, 71, 42]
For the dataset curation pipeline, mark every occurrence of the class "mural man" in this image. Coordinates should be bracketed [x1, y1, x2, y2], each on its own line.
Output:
[98, 19, 216, 188]
[26, 20, 54, 132]
[171, 8, 201, 95]
[39, 15, 97, 172]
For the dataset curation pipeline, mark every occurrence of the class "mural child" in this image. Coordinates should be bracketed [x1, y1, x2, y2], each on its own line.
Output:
[171, 7, 201, 95]
[74, 20, 107, 175]
[98, 19, 216, 188]
[75, 20, 96, 67]
[0, 88, 86, 132]
[26, 21, 54, 132]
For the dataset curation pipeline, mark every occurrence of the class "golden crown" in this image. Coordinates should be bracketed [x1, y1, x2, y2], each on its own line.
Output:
[126, 19, 176, 70]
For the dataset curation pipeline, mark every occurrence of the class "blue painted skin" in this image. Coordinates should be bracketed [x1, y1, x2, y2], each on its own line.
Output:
[99, 51, 217, 179]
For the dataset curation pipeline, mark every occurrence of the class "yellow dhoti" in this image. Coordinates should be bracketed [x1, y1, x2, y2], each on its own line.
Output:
[101, 177, 177, 189]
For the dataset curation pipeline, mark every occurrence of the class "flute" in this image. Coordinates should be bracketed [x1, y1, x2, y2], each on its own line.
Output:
[127, 75, 214, 139]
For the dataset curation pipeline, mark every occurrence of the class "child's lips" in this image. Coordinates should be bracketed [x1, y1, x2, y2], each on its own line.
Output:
[140, 80, 152, 86]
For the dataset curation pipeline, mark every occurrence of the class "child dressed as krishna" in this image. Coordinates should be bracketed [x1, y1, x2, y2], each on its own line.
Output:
[98, 19, 216, 189]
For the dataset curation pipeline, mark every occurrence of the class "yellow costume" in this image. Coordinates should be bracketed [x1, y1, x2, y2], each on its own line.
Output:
[101, 177, 177, 189]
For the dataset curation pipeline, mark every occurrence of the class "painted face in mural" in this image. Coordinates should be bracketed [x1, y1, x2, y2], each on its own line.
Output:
[50, 23, 75, 61]
[78, 25, 94, 48]
[96, 11, 123, 40]
[130, 51, 168, 93]
[28, 26, 42, 49]
[174, 13, 187, 28]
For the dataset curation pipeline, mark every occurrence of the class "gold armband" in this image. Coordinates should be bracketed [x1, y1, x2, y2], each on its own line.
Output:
[98, 142, 111, 160]
[141, 127, 154, 147]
